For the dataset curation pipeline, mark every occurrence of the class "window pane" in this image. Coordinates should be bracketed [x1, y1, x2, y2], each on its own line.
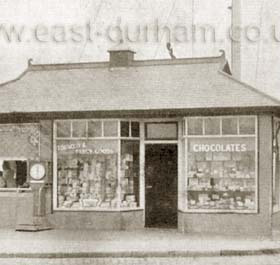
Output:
[187, 118, 203, 135]
[222, 118, 238, 135]
[205, 118, 220, 135]
[121, 121, 130, 137]
[56, 121, 71, 138]
[72, 120, 87, 138]
[131, 122, 140, 137]
[0, 160, 27, 188]
[239, 117, 255, 135]
[186, 137, 256, 212]
[104, 121, 118, 137]
[56, 140, 118, 209]
[120, 140, 140, 208]
[88, 121, 102, 137]
[146, 123, 177, 139]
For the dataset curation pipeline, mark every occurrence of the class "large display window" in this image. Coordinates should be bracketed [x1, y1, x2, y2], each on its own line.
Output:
[183, 116, 258, 213]
[54, 119, 140, 211]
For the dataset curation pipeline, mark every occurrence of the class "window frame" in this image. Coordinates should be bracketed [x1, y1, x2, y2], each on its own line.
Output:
[182, 115, 258, 214]
[145, 122, 178, 140]
[0, 157, 30, 192]
[53, 119, 141, 212]
[273, 117, 280, 213]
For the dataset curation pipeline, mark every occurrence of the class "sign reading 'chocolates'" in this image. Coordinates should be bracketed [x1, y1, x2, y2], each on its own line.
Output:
[192, 143, 247, 153]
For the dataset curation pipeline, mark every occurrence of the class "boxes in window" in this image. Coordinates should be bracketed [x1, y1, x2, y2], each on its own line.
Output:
[211, 161, 223, 178]
[81, 198, 99, 207]
[213, 152, 231, 161]
[195, 152, 205, 161]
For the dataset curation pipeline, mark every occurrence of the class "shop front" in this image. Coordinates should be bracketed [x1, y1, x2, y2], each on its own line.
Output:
[0, 49, 279, 236]
[0, 115, 276, 235]
[48, 115, 269, 235]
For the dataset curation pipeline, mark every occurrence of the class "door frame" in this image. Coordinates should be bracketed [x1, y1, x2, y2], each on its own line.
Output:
[138, 119, 183, 227]
[144, 143, 179, 227]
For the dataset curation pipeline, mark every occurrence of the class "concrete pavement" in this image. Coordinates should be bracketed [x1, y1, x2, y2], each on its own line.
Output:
[1, 255, 280, 265]
[0, 228, 280, 258]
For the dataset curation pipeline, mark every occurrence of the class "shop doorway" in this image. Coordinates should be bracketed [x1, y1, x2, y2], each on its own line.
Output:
[145, 144, 178, 228]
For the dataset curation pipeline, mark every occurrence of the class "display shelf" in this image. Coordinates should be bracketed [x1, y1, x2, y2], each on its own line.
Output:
[188, 177, 255, 180]
[183, 208, 257, 214]
[187, 189, 255, 193]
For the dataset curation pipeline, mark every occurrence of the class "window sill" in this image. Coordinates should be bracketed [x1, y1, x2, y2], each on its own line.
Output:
[178, 208, 258, 214]
[53, 207, 143, 212]
[0, 188, 32, 192]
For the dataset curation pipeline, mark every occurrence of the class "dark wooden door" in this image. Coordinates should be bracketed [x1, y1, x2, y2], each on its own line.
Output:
[145, 144, 178, 228]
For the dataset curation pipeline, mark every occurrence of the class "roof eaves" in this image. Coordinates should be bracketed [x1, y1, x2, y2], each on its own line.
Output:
[218, 70, 280, 106]
[132, 53, 225, 68]
[28, 61, 109, 72]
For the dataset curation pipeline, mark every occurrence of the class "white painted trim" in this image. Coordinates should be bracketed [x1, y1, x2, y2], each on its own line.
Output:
[54, 208, 143, 212]
[0, 188, 31, 192]
[272, 116, 280, 213]
[53, 121, 58, 210]
[144, 140, 178, 145]
[139, 122, 145, 213]
[255, 116, 259, 213]
[117, 122, 121, 209]
[177, 121, 183, 210]
[184, 134, 256, 139]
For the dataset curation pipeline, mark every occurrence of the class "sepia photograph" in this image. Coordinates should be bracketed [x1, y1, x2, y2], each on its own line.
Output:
[0, 0, 280, 264]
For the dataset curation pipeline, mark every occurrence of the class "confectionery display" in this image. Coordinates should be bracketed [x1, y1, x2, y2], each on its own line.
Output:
[120, 141, 139, 208]
[57, 153, 118, 209]
[186, 148, 256, 211]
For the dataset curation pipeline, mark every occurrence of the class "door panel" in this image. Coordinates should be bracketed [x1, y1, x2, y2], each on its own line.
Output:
[145, 144, 177, 228]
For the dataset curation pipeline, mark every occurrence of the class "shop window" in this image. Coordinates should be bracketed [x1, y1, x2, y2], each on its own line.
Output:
[88, 120, 102, 138]
[121, 121, 130, 137]
[120, 141, 140, 208]
[104, 121, 118, 137]
[186, 137, 256, 212]
[145, 123, 177, 140]
[187, 118, 203, 135]
[57, 121, 71, 138]
[131, 122, 140, 138]
[184, 116, 257, 213]
[0, 160, 27, 188]
[72, 120, 87, 138]
[56, 140, 118, 209]
[239, 117, 255, 135]
[205, 118, 220, 135]
[222, 118, 238, 135]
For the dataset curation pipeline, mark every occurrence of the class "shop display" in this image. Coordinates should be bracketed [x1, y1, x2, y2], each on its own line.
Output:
[186, 137, 256, 211]
[57, 153, 118, 209]
[55, 120, 140, 211]
[56, 138, 119, 209]
[120, 141, 139, 208]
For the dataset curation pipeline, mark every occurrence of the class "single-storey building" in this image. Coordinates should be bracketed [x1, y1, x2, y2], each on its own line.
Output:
[0, 47, 280, 236]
